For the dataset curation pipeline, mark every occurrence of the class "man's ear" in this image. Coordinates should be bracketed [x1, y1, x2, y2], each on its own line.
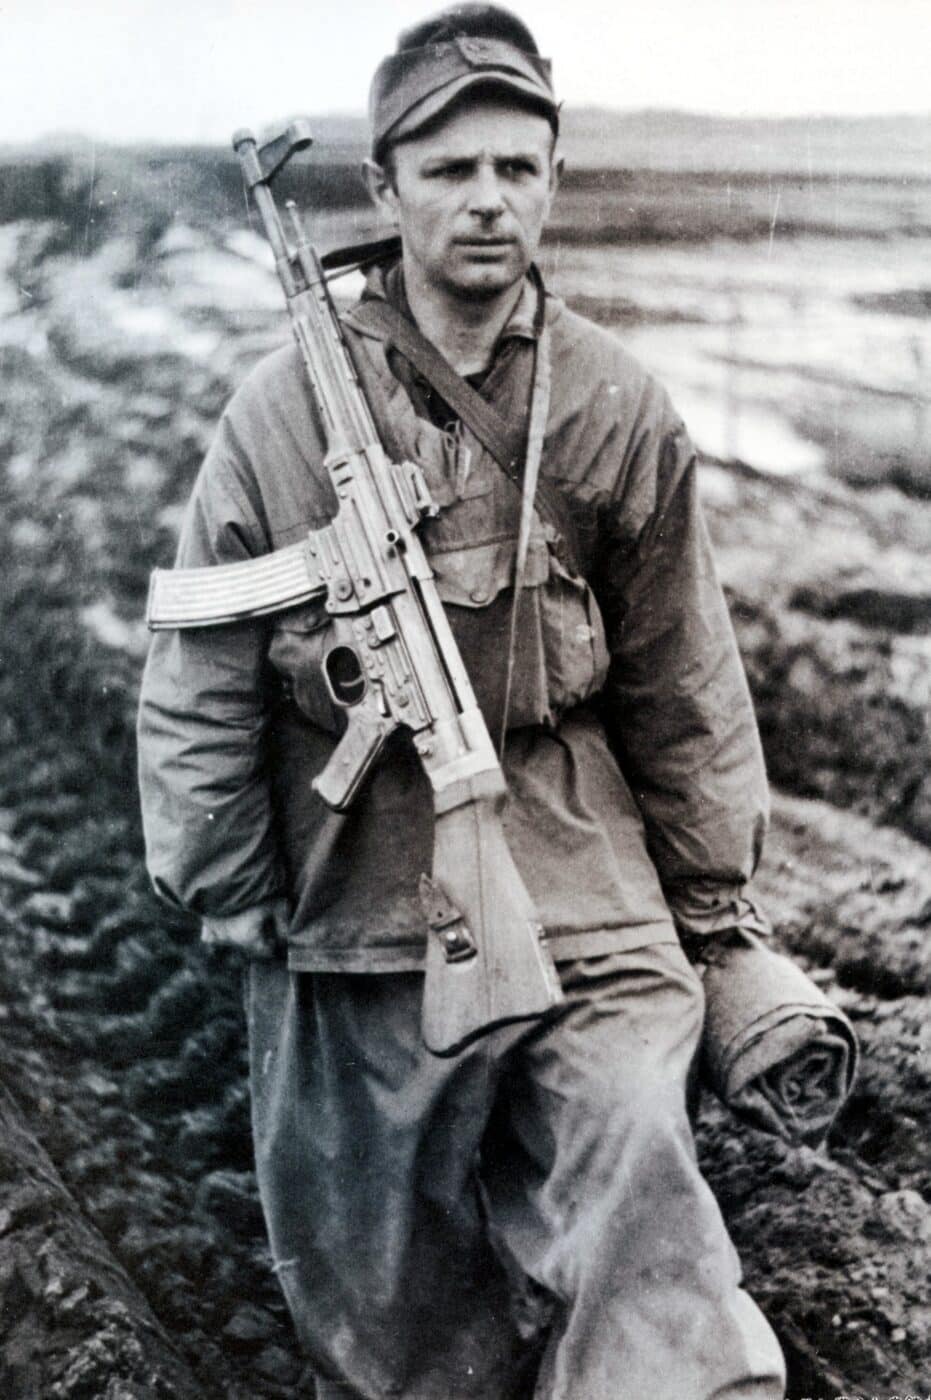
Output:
[550, 154, 564, 199]
[363, 158, 399, 224]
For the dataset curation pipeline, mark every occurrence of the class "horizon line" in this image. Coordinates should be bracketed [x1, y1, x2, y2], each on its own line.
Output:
[5, 104, 930, 154]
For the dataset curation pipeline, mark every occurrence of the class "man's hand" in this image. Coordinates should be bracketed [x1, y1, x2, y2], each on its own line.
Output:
[200, 899, 290, 960]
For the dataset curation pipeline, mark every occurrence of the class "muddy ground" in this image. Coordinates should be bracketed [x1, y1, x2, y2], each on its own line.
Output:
[0, 204, 928, 1400]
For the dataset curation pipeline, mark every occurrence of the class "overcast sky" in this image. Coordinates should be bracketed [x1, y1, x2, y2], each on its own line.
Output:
[2, 0, 929, 146]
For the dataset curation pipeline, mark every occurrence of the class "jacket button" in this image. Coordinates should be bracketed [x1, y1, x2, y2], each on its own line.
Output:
[470, 586, 489, 603]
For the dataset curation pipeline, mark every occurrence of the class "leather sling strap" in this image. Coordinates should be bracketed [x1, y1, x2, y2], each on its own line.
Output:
[321, 235, 403, 278]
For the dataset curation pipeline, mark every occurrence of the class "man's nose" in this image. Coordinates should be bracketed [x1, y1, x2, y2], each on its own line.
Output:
[468, 167, 504, 219]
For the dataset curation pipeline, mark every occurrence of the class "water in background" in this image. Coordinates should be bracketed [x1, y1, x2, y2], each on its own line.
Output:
[540, 232, 931, 486]
[2, 113, 929, 492]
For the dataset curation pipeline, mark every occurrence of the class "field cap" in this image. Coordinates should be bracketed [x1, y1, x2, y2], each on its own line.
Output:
[370, 4, 558, 161]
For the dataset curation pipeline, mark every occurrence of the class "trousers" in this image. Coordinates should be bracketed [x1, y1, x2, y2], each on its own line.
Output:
[246, 943, 786, 1400]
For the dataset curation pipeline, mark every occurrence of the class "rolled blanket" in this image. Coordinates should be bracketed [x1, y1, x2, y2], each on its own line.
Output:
[699, 932, 858, 1146]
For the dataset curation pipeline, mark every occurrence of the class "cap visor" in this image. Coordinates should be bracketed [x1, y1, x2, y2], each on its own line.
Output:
[383, 71, 557, 150]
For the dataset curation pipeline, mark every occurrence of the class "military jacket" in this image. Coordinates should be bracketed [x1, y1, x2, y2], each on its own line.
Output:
[137, 266, 770, 971]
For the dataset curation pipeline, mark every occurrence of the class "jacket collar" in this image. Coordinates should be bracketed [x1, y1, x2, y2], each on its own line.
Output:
[343, 255, 546, 352]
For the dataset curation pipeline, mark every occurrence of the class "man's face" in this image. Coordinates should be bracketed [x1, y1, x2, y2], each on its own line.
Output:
[370, 96, 559, 302]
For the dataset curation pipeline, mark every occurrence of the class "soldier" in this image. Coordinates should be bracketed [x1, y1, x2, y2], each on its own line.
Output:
[138, 5, 787, 1397]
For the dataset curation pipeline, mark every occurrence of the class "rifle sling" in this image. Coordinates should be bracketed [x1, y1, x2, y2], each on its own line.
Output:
[321, 235, 403, 278]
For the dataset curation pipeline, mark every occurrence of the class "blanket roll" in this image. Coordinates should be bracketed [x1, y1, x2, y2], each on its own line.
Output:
[700, 932, 858, 1146]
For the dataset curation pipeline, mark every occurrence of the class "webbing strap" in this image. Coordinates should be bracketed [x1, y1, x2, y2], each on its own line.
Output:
[359, 299, 573, 556]
[362, 299, 525, 465]
[499, 322, 552, 751]
[516, 323, 552, 581]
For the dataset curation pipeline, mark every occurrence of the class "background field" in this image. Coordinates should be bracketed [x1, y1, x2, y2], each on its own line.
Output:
[0, 110, 929, 1398]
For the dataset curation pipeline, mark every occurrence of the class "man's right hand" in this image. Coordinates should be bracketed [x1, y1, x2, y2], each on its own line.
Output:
[200, 898, 290, 960]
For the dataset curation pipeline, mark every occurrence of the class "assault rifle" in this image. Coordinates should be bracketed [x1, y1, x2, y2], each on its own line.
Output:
[146, 119, 564, 1056]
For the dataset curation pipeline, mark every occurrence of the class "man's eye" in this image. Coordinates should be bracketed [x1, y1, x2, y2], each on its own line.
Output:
[429, 162, 471, 179]
[500, 160, 536, 178]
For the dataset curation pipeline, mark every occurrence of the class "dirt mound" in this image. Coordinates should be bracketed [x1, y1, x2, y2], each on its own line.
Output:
[0, 1083, 203, 1398]
[0, 215, 929, 1397]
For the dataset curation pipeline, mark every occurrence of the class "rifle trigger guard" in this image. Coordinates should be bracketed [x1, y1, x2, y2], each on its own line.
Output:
[419, 875, 477, 964]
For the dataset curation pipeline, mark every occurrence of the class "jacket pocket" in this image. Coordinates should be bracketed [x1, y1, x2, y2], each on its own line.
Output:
[267, 527, 611, 740]
[431, 532, 609, 731]
[412, 420, 492, 510]
[539, 551, 610, 712]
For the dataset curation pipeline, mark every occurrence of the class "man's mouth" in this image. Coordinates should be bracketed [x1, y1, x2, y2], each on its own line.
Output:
[454, 237, 514, 247]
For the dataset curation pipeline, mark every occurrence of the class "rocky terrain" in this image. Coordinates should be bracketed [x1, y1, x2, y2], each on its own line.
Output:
[0, 183, 929, 1399]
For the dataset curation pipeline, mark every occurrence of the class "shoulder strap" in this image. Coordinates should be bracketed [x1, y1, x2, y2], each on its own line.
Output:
[361, 300, 525, 468]
[499, 322, 552, 752]
[359, 299, 576, 562]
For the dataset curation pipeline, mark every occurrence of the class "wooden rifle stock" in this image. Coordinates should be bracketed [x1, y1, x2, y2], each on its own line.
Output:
[422, 785, 562, 1056]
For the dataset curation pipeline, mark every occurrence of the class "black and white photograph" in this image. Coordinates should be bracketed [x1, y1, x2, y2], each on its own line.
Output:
[0, 2, 928, 1396]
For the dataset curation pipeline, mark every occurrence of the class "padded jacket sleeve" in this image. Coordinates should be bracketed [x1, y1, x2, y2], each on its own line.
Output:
[137, 410, 287, 932]
[595, 383, 771, 943]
